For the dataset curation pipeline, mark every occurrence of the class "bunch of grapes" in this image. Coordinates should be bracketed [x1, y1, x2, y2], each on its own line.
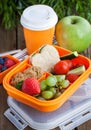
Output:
[37, 75, 70, 100]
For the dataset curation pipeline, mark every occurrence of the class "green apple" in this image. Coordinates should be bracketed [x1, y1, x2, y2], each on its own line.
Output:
[55, 16, 91, 53]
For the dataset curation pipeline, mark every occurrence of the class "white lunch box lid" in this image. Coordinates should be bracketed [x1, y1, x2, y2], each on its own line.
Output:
[7, 78, 91, 130]
[20, 4, 58, 30]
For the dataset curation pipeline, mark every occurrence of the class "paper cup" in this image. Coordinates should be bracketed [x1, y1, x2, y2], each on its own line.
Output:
[20, 5, 58, 54]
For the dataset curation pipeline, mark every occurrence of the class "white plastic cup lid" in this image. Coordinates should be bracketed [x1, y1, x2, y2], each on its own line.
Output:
[20, 4, 58, 31]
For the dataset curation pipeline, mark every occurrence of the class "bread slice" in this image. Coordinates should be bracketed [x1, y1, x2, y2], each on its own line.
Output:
[40, 44, 60, 59]
[30, 53, 47, 72]
[30, 45, 60, 72]
[41, 45, 60, 72]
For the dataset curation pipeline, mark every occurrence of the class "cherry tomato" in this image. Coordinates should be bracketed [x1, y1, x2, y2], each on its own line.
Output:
[54, 60, 69, 74]
[63, 60, 73, 70]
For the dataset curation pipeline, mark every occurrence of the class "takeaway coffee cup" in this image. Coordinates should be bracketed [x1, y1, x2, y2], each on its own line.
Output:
[20, 5, 58, 54]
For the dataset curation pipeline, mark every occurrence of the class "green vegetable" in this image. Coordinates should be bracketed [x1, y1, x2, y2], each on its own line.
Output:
[60, 51, 78, 60]
[68, 65, 86, 75]
[15, 81, 23, 90]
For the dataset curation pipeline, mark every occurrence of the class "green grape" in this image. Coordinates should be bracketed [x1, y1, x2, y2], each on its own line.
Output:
[61, 80, 70, 88]
[45, 75, 57, 87]
[49, 87, 56, 95]
[40, 80, 47, 91]
[41, 90, 54, 100]
[55, 75, 66, 82]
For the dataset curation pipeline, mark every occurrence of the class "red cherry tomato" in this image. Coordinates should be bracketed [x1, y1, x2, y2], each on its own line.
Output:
[63, 60, 73, 70]
[54, 60, 69, 74]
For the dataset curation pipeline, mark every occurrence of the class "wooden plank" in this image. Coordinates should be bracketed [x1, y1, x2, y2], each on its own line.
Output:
[17, 25, 26, 50]
[0, 86, 17, 130]
[0, 26, 16, 52]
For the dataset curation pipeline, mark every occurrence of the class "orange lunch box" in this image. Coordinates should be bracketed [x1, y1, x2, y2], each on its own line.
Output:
[3, 45, 91, 112]
[0, 55, 20, 84]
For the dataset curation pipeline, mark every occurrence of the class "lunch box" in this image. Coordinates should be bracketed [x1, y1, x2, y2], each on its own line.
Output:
[3, 45, 91, 112]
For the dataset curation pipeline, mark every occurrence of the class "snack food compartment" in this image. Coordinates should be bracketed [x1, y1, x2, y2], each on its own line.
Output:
[3, 45, 91, 112]
[0, 55, 20, 84]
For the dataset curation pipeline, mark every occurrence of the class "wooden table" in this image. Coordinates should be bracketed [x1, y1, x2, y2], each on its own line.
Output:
[0, 25, 91, 130]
